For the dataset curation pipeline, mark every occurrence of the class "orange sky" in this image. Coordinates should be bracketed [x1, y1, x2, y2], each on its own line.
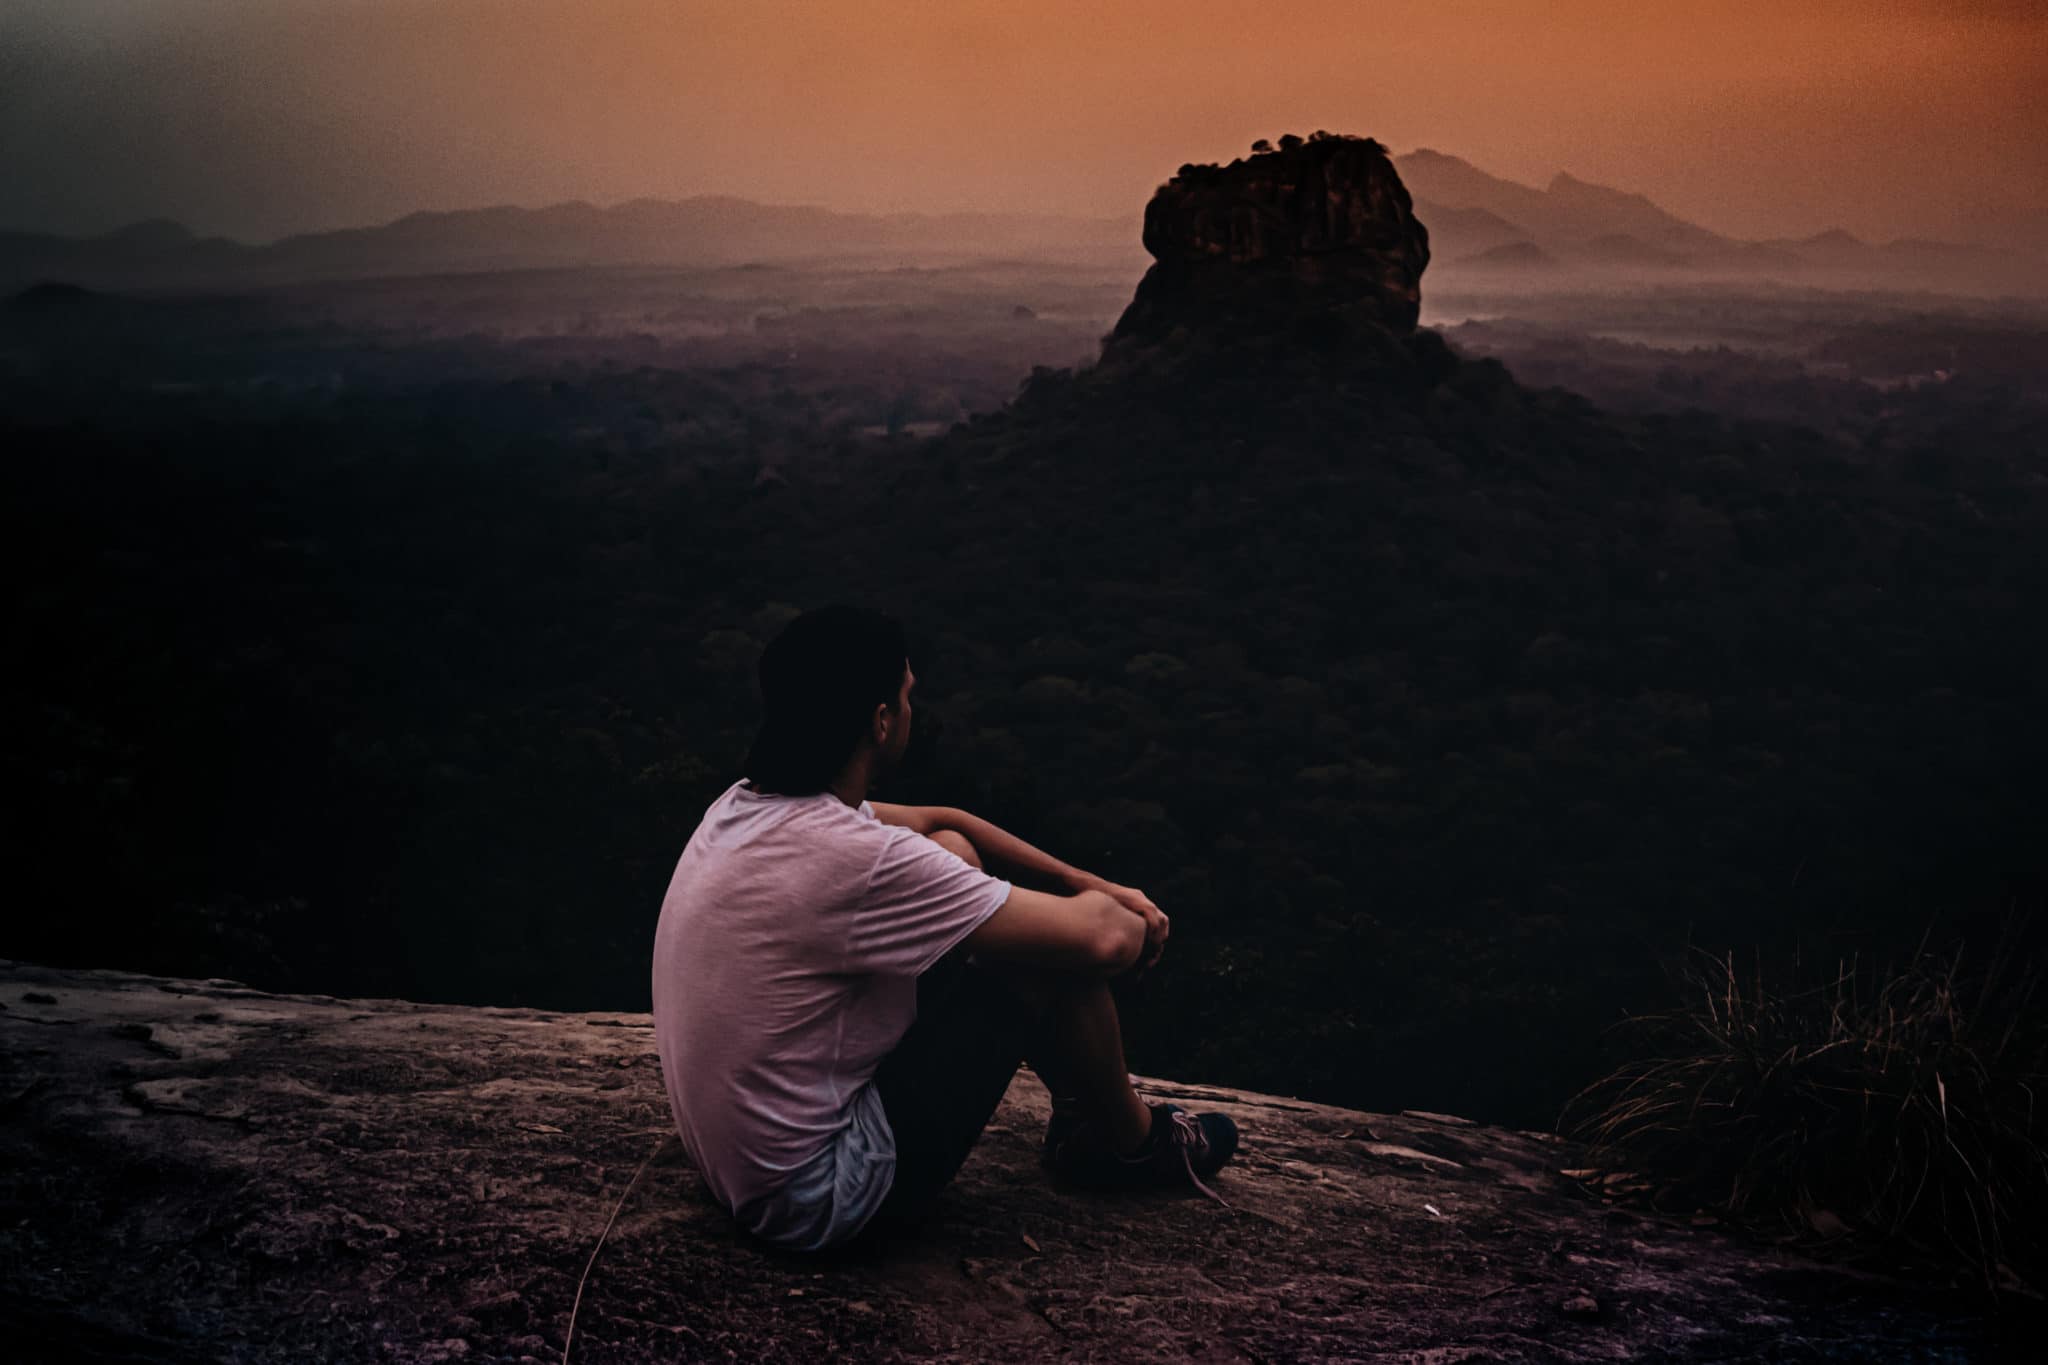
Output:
[2, 0, 2042, 249]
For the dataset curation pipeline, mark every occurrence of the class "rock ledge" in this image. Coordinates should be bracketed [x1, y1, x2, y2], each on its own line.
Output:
[0, 959, 1988, 1362]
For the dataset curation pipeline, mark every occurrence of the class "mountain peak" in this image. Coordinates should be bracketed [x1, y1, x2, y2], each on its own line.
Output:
[1403, 147, 1472, 169]
[1545, 171, 1654, 211]
[1395, 152, 1729, 254]
[1803, 227, 1865, 250]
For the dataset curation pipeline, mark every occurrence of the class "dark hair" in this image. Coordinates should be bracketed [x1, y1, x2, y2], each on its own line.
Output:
[741, 604, 908, 796]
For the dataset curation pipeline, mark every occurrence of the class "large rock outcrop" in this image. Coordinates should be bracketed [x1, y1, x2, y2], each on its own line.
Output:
[0, 959, 1996, 1361]
[1107, 134, 1432, 353]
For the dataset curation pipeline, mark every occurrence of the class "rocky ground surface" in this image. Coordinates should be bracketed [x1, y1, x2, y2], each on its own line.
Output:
[0, 958, 2006, 1362]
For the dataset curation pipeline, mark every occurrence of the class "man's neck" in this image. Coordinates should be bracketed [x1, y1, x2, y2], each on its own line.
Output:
[827, 753, 873, 809]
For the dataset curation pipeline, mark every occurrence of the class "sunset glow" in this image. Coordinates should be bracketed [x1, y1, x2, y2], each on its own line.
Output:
[3, 0, 2043, 248]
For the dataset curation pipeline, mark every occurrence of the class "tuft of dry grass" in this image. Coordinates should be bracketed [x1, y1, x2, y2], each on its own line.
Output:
[1559, 923, 2048, 1299]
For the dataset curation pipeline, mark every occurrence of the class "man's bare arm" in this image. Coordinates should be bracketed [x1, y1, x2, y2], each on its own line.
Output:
[864, 801, 945, 837]
[868, 801, 1170, 975]
[868, 802, 1104, 892]
[960, 885, 1144, 978]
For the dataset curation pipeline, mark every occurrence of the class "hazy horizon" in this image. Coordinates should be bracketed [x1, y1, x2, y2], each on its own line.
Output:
[3, 0, 2044, 251]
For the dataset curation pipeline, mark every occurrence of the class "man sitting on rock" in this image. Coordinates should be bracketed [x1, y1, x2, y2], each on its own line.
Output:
[651, 604, 1239, 1252]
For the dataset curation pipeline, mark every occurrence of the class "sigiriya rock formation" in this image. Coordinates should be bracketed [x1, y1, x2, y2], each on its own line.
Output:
[1107, 133, 1432, 354]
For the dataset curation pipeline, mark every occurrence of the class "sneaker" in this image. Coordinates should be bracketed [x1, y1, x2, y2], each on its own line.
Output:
[1044, 1101, 1239, 1205]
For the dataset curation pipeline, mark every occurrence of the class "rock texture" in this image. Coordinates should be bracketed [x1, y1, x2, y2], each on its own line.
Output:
[1108, 135, 1431, 350]
[0, 959, 1995, 1362]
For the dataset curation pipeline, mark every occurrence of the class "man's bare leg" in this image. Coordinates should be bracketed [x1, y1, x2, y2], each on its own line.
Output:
[1002, 968, 1156, 1154]
[927, 829, 1154, 1154]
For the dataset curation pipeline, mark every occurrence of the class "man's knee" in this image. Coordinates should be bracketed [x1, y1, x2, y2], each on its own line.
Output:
[926, 828, 983, 870]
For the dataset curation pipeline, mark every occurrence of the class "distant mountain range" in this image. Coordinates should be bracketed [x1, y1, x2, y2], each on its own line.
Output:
[0, 198, 1142, 293]
[1393, 149, 2037, 294]
[1, 150, 2038, 296]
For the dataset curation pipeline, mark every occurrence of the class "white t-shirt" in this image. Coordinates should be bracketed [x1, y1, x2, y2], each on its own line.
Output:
[651, 778, 1014, 1250]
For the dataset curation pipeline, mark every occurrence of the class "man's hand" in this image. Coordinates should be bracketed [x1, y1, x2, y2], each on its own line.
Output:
[1101, 882, 1168, 978]
[900, 807, 1171, 979]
